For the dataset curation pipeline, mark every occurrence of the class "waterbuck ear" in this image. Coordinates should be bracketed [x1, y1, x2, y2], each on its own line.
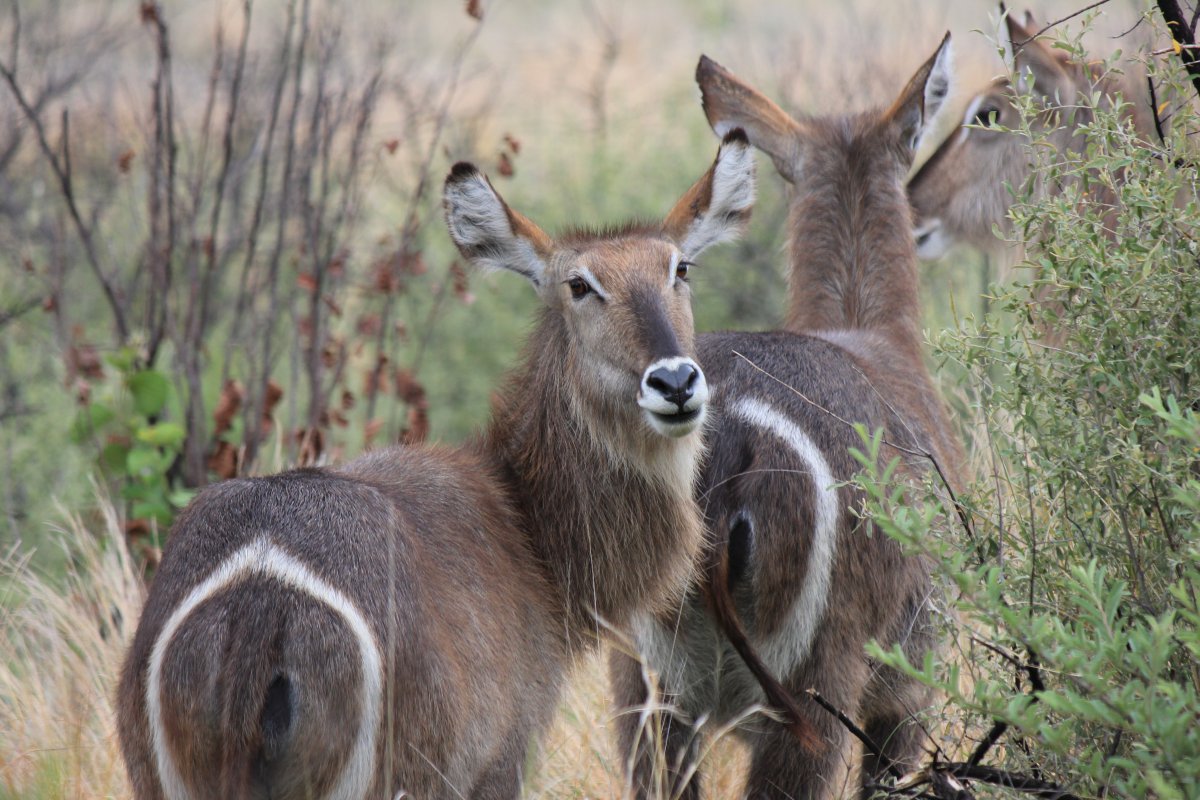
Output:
[884, 32, 953, 155]
[696, 55, 804, 183]
[443, 162, 553, 288]
[1004, 11, 1069, 98]
[662, 129, 756, 258]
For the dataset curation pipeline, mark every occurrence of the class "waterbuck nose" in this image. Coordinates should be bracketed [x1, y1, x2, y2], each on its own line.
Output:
[645, 362, 700, 410]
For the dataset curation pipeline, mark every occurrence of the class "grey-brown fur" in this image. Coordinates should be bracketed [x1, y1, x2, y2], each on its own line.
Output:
[116, 136, 756, 800]
[611, 38, 966, 799]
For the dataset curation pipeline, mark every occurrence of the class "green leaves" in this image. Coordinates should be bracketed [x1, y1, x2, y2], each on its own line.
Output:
[856, 26, 1200, 797]
[66, 362, 191, 532]
[128, 370, 170, 417]
[136, 422, 185, 448]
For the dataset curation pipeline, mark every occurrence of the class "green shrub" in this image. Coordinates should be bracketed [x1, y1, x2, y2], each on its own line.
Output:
[855, 16, 1200, 799]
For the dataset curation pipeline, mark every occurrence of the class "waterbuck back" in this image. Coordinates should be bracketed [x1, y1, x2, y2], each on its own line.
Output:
[116, 133, 756, 800]
[610, 37, 967, 799]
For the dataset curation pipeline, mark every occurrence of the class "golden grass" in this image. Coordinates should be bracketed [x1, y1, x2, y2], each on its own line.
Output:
[0, 496, 140, 799]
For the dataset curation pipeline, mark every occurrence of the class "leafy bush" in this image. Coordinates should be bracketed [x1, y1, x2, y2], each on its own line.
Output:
[854, 14, 1200, 800]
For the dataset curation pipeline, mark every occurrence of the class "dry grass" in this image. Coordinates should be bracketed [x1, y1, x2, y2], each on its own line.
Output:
[0, 495, 140, 798]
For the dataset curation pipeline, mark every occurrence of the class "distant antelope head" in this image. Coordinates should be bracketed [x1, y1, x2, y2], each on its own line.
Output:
[907, 9, 1140, 260]
[444, 131, 755, 447]
[695, 34, 953, 347]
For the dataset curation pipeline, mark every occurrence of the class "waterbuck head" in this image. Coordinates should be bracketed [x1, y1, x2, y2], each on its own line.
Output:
[695, 35, 952, 339]
[908, 10, 1109, 259]
[443, 130, 755, 445]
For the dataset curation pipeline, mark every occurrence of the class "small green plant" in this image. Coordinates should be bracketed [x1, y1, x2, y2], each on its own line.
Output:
[69, 347, 193, 535]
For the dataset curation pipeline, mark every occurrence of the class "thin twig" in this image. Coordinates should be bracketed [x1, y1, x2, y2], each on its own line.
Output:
[245, 0, 310, 468]
[967, 721, 1008, 767]
[224, 0, 296, 396]
[1014, 0, 1115, 47]
[144, 3, 178, 367]
[806, 688, 903, 781]
[1147, 75, 1169, 145]
[366, 18, 486, 423]
[0, 297, 39, 329]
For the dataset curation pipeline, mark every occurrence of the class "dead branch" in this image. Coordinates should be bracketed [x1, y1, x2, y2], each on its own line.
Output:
[144, 2, 178, 367]
[0, 59, 129, 342]
[366, 18, 486, 426]
[1012, 0, 1116, 47]
[806, 688, 902, 779]
[224, 0, 297, 392]
[938, 763, 1081, 800]
[244, 0, 310, 468]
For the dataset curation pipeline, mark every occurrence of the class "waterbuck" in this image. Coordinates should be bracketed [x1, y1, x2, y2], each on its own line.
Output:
[908, 9, 1153, 262]
[115, 133, 756, 800]
[610, 37, 965, 799]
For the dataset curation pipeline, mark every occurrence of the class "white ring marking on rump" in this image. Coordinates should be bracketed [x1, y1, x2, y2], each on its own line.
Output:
[731, 397, 840, 675]
[147, 537, 383, 800]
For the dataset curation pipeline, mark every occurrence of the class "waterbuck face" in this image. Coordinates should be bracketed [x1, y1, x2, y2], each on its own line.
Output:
[695, 34, 953, 189]
[907, 78, 1027, 260]
[442, 130, 755, 440]
[908, 12, 1089, 260]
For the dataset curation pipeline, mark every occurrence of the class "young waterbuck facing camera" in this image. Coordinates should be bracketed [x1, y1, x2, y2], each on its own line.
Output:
[116, 133, 756, 800]
[610, 37, 965, 799]
[908, 9, 1153, 262]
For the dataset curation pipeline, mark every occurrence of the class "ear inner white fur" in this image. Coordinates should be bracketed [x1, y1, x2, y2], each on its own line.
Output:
[680, 138, 756, 257]
[923, 37, 953, 127]
[443, 167, 547, 287]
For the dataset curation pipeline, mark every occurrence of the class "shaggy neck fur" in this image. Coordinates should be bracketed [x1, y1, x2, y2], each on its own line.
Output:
[482, 308, 704, 645]
[785, 116, 924, 361]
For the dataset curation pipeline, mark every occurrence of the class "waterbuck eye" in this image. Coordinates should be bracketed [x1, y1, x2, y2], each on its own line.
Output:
[567, 277, 592, 299]
[973, 106, 1001, 127]
[676, 260, 693, 282]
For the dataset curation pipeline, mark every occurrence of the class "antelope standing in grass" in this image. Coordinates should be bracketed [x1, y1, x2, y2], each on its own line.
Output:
[610, 37, 965, 799]
[908, 10, 1154, 262]
[116, 133, 757, 800]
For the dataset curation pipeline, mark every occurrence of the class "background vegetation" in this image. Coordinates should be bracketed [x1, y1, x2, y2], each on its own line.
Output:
[1, 0, 1194, 797]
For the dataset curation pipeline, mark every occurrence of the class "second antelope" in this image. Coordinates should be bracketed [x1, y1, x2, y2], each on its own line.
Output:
[115, 134, 756, 800]
[908, 9, 1154, 262]
[611, 36, 965, 799]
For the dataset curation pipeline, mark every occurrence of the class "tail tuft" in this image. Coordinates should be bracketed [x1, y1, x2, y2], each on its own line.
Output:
[259, 674, 293, 763]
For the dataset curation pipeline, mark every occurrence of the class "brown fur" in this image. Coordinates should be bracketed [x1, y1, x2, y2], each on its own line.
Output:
[611, 39, 966, 800]
[116, 138, 755, 800]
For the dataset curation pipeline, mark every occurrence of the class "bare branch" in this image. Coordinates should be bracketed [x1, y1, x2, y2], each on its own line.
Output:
[807, 688, 903, 780]
[1014, 0, 1116, 48]
[367, 18, 486, 424]
[0, 297, 39, 329]
[244, 0, 311, 468]
[0, 60, 129, 342]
